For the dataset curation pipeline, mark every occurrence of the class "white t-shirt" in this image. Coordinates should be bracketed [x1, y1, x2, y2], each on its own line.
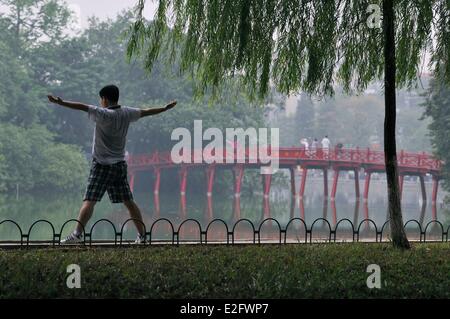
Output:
[321, 138, 331, 149]
[88, 105, 141, 164]
[301, 141, 309, 150]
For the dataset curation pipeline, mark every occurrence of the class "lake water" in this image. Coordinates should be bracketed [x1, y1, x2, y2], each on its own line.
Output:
[0, 174, 448, 243]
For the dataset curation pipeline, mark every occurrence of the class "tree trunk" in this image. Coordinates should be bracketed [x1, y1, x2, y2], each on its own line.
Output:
[383, 0, 410, 249]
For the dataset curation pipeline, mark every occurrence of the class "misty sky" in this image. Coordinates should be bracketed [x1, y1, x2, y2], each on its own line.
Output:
[65, 0, 158, 29]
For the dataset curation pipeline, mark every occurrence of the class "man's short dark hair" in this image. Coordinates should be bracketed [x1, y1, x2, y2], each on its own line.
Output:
[99, 85, 119, 103]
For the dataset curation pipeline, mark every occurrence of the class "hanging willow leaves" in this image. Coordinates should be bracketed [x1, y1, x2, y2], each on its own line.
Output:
[127, 0, 449, 101]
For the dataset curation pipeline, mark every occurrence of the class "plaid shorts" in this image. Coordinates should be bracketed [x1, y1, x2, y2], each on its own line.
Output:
[83, 159, 133, 203]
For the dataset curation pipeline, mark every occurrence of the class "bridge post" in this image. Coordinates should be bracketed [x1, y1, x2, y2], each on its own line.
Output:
[354, 169, 360, 200]
[331, 200, 337, 227]
[153, 168, 161, 216]
[289, 166, 296, 196]
[154, 195, 161, 216]
[419, 202, 426, 226]
[179, 167, 188, 196]
[330, 169, 339, 201]
[233, 165, 244, 197]
[154, 191, 160, 216]
[323, 168, 328, 199]
[419, 175, 427, 203]
[363, 201, 370, 230]
[262, 174, 272, 198]
[363, 171, 371, 202]
[153, 168, 161, 195]
[205, 194, 213, 220]
[290, 197, 295, 219]
[299, 167, 308, 199]
[262, 196, 271, 219]
[233, 195, 241, 220]
[180, 192, 187, 217]
[353, 199, 360, 227]
[299, 198, 305, 220]
[322, 199, 328, 220]
[205, 166, 215, 197]
[432, 176, 439, 205]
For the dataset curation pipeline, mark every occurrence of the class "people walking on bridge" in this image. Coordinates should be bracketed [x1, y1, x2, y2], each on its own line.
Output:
[311, 138, 319, 149]
[311, 138, 319, 158]
[321, 135, 331, 159]
[300, 138, 309, 157]
[336, 142, 344, 159]
[47, 85, 177, 244]
[300, 138, 309, 150]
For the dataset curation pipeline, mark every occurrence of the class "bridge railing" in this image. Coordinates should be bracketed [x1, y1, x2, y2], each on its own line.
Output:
[127, 147, 442, 172]
[399, 151, 441, 170]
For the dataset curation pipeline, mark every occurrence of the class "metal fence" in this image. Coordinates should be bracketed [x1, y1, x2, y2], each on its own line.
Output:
[0, 217, 448, 248]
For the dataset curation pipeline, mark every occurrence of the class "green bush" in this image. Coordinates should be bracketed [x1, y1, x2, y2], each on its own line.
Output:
[0, 124, 88, 192]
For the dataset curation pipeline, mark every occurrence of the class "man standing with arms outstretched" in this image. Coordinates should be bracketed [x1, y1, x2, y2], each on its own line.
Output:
[48, 85, 177, 244]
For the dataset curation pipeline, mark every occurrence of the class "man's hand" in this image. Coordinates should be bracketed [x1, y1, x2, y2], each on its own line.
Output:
[47, 95, 63, 104]
[164, 100, 177, 111]
[46, 95, 89, 112]
[141, 100, 178, 118]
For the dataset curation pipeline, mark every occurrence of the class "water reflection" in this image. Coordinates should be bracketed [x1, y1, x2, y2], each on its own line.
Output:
[233, 196, 241, 220]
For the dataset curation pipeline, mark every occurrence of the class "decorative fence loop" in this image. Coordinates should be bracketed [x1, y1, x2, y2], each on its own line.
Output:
[424, 220, 445, 242]
[89, 219, 118, 246]
[258, 218, 282, 244]
[232, 219, 256, 244]
[27, 220, 55, 247]
[334, 218, 355, 242]
[356, 219, 378, 242]
[149, 218, 175, 245]
[310, 218, 332, 243]
[403, 220, 423, 242]
[284, 218, 308, 244]
[119, 218, 147, 245]
[205, 219, 229, 244]
[0, 220, 23, 245]
[176, 219, 203, 245]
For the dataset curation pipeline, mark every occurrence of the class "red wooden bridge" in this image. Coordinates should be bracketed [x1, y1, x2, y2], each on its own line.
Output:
[127, 147, 442, 204]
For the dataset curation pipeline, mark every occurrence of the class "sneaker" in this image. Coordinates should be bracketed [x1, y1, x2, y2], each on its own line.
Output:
[60, 232, 83, 244]
[135, 234, 146, 244]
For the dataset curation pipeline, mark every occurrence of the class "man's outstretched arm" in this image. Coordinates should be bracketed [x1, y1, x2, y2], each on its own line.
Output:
[140, 100, 177, 118]
[47, 95, 90, 112]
